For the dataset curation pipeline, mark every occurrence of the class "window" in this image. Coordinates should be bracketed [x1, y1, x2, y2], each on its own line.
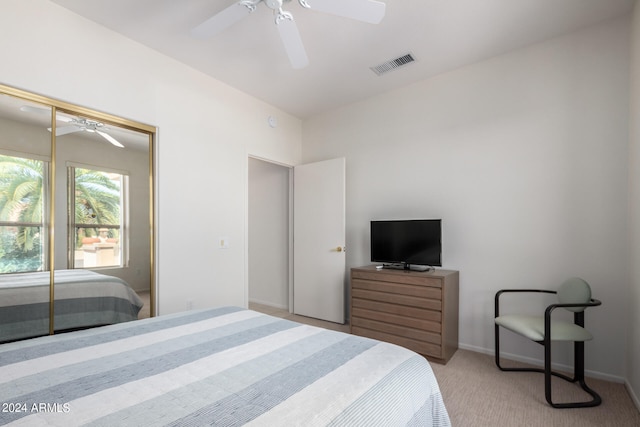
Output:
[0, 154, 48, 273]
[68, 165, 128, 269]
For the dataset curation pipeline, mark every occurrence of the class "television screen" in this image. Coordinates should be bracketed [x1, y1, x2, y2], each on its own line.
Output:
[370, 219, 442, 268]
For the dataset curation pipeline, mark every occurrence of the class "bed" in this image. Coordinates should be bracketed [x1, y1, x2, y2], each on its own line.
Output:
[0, 306, 450, 426]
[0, 269, 143, 343]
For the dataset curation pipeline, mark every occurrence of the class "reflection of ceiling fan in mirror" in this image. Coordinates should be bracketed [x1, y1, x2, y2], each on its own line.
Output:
[192, 0, 386, 69]
[19, 105, 124, 148]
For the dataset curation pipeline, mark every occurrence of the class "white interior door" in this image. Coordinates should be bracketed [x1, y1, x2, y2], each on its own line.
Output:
[293, 157, 346, 323]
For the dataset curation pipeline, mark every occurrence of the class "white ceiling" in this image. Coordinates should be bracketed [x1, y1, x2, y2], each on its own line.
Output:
[49, 0, 635, 119]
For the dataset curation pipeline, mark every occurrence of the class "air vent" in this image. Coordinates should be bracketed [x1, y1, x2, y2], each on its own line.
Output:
[370, 53, 416, 76]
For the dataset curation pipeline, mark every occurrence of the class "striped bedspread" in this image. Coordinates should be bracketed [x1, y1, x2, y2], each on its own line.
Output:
[0, 270, 143, 342]
[0, 307, 450, 426]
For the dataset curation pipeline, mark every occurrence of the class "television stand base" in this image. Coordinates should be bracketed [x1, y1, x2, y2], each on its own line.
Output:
[382, 263, 433, 272]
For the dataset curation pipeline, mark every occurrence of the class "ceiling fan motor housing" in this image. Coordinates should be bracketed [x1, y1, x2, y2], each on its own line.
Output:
[264, 0, 284, 10]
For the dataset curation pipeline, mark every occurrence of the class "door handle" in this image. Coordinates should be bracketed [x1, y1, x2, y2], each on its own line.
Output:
[334, 246, 345, 253]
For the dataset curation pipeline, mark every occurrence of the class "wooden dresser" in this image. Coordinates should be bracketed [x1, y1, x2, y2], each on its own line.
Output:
[350, 265, 459, 364]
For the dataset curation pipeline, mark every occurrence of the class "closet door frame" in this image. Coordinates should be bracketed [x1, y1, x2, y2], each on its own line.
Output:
[0, 83, 158, 335]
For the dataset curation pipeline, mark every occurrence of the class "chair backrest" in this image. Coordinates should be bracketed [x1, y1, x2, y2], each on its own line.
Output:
[557, 277, 592, 312]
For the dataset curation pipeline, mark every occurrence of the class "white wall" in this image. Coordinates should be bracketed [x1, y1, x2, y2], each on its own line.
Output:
[627, 0, 640, 408]
[302, 16, 631, 379]
[0, 0, 302, 314]
[248, 158, 290, 309]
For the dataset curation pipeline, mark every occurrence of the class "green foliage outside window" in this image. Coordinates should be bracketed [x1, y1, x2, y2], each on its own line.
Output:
[73, 167, 121, 244]
[0, 155, 44, 273]
[0, 155, 122, 273]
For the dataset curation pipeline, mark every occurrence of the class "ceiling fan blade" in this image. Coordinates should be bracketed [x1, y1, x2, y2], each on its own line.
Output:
[19, 105, 49, 115]
[21, 105, 78, 123]
[192, 1, 255, 38]
[55, 114, 74, 123]
[276, 12, 309, 69]
[96, 130, 125, 148]
[51, 125, 82, 136]
[302, 0, 386, 24]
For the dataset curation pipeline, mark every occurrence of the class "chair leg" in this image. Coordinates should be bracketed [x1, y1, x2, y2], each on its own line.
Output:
[495, 324, 545, 374]
[495, 325, 601, 408]
[495, 324, 501, 369]
[545, 341, 601, 408]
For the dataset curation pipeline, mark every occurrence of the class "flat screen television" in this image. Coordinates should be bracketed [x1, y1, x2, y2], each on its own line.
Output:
[370, 219, 441, 270]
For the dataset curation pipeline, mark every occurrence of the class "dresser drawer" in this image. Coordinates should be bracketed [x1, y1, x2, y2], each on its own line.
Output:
[352, 270, 443, 288]
[352, 315, 441, 343]
[351, 326, 442, 358]
[351, 298, 441, 323]
[351, 307, 441, 333]
[351, 288, 441, 311]
[352, 278, 442, 300]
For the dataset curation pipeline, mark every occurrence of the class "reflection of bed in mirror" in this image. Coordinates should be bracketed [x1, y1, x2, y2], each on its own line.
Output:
[0, 269, 143, 343]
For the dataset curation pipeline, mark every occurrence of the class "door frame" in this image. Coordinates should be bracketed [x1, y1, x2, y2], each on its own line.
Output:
[245, 155, 346, 320]
[246, 155, 294, 313]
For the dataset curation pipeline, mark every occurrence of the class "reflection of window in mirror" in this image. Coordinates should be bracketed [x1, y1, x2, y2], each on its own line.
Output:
[0, 153, 48, 273]
[54, 111, 152, 298]
[68, 165, 128, 269]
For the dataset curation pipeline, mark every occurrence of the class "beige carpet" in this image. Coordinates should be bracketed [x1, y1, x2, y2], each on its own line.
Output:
[430, 349, 640, 427]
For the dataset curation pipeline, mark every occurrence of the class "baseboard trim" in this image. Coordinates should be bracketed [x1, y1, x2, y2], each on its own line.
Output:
[625, 380, 640, 413]
[458, 343, 626, 384]
[247, 298, 288, 311]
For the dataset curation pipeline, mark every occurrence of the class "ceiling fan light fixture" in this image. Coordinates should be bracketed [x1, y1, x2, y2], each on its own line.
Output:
[264, 0, 284, 10]
[240, 0, 262, 11]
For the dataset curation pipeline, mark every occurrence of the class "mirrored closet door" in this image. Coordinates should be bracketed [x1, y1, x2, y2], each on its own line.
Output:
[0, 85, 155, 343]
[0, 93, 53, 341]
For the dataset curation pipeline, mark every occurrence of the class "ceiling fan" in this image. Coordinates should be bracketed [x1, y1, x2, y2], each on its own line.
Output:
[192, 0, 386, 69]
[20, 105, 124, 148]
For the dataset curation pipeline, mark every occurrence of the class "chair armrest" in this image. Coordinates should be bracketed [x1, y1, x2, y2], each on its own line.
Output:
[545, 298, 601, 313]
[495, 289, 556, 318]
[544, 298, 602, 328]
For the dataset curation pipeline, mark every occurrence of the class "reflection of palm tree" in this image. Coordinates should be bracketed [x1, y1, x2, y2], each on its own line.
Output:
[0, 156, 121, 272]
[0, 155, 44, 253]
[74, 168, 120, 230]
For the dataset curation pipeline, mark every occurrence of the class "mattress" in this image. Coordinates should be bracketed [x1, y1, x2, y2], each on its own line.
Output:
[0, 269, 143, 342]
[0, 306, 450, 426]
